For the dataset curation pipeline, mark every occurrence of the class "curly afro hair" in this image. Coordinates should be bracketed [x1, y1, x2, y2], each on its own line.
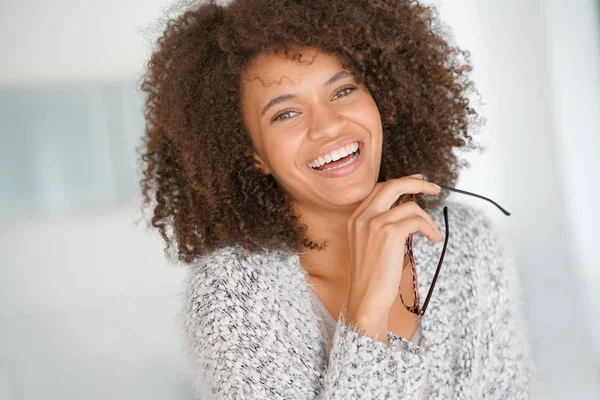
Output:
[139, 0, 483, 263]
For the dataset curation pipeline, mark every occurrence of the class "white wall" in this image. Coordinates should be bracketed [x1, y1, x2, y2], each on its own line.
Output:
[0, 202, 193, 399]
[0, 0, 169, 84]
[1, 0, 599, 399]
[540, 0, 600, 358]
[433, 0, 600, 397]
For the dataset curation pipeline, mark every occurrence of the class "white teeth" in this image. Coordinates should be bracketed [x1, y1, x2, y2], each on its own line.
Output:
[320, 150, 360, 172]
[308, 141, 359, 169]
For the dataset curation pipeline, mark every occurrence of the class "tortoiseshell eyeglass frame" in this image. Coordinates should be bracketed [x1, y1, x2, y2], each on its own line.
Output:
[390, 183, 511, 317]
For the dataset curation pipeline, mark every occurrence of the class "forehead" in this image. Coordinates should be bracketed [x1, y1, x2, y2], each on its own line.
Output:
[241, 48, 343, 91]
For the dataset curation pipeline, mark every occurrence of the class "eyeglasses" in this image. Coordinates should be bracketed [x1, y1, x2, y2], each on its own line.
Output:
[391, 183, 511, 317]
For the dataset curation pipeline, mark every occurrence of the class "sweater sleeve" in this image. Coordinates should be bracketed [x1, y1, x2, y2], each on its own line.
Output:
[475, 214, 537, 399]
[317, 313, 430, 399]
[181, 250, 431, 400]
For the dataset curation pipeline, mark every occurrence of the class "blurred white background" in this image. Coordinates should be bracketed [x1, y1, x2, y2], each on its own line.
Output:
[1, 0, 599, 399]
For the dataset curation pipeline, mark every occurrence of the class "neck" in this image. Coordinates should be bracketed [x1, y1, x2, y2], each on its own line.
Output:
[293, 200, 355, 283]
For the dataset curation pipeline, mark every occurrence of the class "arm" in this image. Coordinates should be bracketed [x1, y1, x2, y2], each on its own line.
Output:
[475, 214, 538, 399]
[181, 248, 432, 400]
[320, 312, 430, 399]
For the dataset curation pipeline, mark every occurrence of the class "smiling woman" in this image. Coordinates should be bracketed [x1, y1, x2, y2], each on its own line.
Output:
[140, 0, 482, 261]
[139, 0, 533, 399]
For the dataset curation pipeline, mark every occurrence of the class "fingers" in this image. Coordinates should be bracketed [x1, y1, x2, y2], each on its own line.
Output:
[381, 215, 441, 244]
[384, 203, 443, 242]
[350, 175, 425, 223]
[358, 176, 441, 222]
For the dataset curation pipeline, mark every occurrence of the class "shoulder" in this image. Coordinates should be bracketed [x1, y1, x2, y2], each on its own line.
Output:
[180, 245, 289, 355]
[185, 245, 261, 299]
[425, 200, 516, 297]
[432, 199, 507, 258]
[440, 200, 523, 306]
[185, 245, 250, 287]
[180, 245, 326, 398]
[182, 244, 299, 313]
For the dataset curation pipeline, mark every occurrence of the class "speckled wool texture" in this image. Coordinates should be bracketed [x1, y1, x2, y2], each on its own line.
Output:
[180, 201, 537, 399]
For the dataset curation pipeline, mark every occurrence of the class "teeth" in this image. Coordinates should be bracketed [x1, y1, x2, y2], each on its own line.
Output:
[320, 150, 360, 172]
[309, 141, 359, 169]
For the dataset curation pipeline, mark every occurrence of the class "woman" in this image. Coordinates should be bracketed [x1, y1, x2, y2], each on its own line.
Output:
[139, 0, 535, 398]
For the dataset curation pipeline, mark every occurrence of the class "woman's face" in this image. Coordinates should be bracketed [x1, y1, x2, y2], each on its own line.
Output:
[240, 47, 383, 213]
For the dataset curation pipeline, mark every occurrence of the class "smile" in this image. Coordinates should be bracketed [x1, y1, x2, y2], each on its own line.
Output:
[307, 141, 365, 178]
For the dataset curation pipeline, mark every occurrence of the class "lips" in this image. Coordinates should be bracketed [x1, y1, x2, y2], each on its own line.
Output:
[306, 138, 363, 166]
[307, 140, 365, 178]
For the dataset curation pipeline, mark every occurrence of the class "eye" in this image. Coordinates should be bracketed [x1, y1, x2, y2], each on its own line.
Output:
[332, 85, 357, 100]
[271, 108, 297, 123]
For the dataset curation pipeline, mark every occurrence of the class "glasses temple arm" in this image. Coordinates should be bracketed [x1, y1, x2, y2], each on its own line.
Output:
[420, 206, 449, 316]
[434, 184, 511, 216]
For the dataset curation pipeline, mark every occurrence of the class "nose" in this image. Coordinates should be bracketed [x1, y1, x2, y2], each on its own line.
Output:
[306, 105, 348, 142]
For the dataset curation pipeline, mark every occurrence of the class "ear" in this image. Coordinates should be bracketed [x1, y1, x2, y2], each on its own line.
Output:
[244, 147, 271, 175]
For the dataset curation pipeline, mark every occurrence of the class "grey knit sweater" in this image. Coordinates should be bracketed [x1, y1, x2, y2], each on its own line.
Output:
[180, 201, 535, 399]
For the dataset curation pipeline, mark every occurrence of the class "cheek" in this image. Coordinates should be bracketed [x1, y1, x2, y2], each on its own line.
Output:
[352, 99, 382, 132]
[264, 137, 303, 168]
[365, 99, 382, 125]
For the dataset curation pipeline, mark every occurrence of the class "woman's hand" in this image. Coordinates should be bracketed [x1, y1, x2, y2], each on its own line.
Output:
[345, 174, 443, 344]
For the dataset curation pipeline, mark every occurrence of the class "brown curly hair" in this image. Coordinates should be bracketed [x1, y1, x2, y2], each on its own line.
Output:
[139, 0, 483, 263]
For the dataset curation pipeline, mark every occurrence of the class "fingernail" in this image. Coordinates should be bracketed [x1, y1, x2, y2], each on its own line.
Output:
[431, 183, 441, 189]
[409, 173, 424, 179]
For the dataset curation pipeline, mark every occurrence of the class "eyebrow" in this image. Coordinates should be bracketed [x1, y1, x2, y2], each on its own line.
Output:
[260, 70, 352, 117]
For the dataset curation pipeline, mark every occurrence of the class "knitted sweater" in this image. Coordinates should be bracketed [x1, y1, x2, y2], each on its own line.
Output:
[180, 200, 535, 399]
[309, 288, 423, 362]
